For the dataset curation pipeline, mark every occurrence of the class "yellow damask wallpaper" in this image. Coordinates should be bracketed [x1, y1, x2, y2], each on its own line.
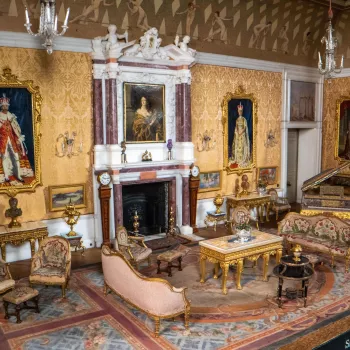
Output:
[322, 77, 350, 170]
[0, 47, 93, 225]
[191, 64, 282, 200]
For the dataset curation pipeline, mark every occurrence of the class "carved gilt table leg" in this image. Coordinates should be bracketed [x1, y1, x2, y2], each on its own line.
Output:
[266, 202, 270, 222]
[0, 242, 6, 261]
[236, 259, 244, 290]
[213, 262, 219, 279]
[276, 248, 283, 264]
[263, 253, 270, 282]
[220, 262, 229, 295]
[200, 254, 207, 283]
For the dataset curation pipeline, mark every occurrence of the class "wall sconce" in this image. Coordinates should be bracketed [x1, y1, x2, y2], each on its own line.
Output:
[196, 129, 216, 152]
[264, 129, 277, 148]
[56, 131, 83, 158]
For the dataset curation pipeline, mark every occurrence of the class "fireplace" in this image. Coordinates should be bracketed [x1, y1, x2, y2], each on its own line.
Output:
[122, 182, 169, 235]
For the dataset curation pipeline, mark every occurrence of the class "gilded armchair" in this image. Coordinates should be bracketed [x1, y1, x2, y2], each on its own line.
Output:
[29, 236, 71, 298]
[0, 258, 15, 295]
[268, 188, 291, 221]
[227, 205, 259, 233]
[115, 226, 152, 270]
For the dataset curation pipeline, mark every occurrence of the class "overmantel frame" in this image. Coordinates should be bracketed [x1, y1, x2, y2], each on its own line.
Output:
[222, 85, 258, 175]
[0, 67, 42, 196]
[335, 96, 350, 163]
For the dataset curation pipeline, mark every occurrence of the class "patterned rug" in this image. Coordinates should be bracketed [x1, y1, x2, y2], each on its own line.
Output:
[0, 247, 349, 349]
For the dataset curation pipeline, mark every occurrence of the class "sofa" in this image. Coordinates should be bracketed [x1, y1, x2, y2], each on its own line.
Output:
[101, 245, 190, 337]
[278, 212, 350, 272]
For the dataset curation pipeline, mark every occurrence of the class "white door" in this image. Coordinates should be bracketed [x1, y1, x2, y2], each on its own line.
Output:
[287, 129, 298, 203]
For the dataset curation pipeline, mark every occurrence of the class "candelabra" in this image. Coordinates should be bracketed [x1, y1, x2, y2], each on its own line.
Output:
[318, 0, 344, 78]
[24, 0, 70, 54]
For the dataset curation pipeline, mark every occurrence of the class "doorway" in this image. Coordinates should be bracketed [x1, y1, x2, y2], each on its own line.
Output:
[287, 129, 298, 203]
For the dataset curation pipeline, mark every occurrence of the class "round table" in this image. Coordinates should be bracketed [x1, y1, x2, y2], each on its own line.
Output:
[273, 255, 314, 308]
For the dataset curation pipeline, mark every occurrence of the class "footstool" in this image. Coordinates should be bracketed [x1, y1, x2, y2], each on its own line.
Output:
[3, 286, 40, 324]
[157, 245, 191, 277]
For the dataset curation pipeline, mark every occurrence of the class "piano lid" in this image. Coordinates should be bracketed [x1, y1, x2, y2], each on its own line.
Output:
[301, 161, 350, 192]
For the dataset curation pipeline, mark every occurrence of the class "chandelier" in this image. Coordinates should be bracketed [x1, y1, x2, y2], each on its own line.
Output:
[24, 0, 70, 54]
[318, 0, 344, 78]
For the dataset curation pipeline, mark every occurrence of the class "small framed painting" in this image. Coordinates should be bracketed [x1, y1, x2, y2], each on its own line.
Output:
[48, 183, 86, 212]
[257, 167, 278, 185]
[199, 171, 222, 193]
[290, 81, 316, 122]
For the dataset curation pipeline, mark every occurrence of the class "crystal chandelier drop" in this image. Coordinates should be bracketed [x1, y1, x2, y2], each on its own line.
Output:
[24, 0, 70, 54]
[318, 0, 344, 78]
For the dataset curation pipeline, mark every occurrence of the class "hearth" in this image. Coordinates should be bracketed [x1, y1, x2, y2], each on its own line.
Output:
[122, 182, 169, 235]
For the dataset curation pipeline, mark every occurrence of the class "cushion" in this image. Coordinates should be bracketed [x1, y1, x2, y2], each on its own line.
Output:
[157, 251, 183, 262]
[29, 267, 66, 284]
[0, 279, 15, 293]
[3, 287, 39, 305]
[129, 246, 152, 262]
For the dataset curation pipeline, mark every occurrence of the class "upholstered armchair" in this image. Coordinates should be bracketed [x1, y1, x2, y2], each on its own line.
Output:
[268, 188, 291, 220]
[0, 258, 15, 295]
[115, 226, 152, 270]
[29, 236, 71, 298]
[227, 205, 259, 233]
[102, 245, 190, 337]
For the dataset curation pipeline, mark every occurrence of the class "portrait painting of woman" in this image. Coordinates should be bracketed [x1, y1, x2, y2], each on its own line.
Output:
[337, 99, 350, 160]
[124, 83, 165, 143]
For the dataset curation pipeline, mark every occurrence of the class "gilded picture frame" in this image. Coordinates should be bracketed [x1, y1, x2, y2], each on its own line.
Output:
[222, 86, 257, 175]
[199, 170, 222, 193]
[124, 82, 166, 143]
[48, 183, 87, 212]
[257, 166, 278, 186]
[0, 67, 42, 196]
[335, 97, 350, 162]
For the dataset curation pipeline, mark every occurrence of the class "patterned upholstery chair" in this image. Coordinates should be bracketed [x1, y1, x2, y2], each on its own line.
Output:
[268, 188, 291, 220]
[102, 245, 190, 337]
[115, 226, 152, 270]
[0, 258, 15, 295]
[29, 236, 71, 298]
[227, 205, 259, 233]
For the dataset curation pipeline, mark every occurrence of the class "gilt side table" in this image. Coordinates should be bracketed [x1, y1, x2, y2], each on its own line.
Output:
[204, 211, 226, 231]
[61, 233, 85, 256]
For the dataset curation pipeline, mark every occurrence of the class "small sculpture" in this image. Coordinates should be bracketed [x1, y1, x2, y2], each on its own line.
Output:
[167, 207, 176, 236]
[167, 139, 173, 160]
[133, 211, 140, 236]
[240, 174, 250, 196]
[142, 150, 152, 161]
[291, 244, 302, 262]
[213, 194, 224, 214]
[62, 199, 81, 237]
[5, 197, 22, 228]
[121, 141, 127, 163]
[174, 35, 196, 57]
[234, 178, 240, 197]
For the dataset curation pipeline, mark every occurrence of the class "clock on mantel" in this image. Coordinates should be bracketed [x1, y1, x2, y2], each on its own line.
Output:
[97, 172, 112, 246]
[189, 164, 200, 233]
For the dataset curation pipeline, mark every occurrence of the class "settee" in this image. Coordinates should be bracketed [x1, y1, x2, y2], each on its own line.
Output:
[101, 245, 190, 337]
[278, 212, 350, 272]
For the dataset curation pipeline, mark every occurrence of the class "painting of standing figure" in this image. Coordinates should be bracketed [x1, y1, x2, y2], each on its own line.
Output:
[290, 81, 315, 122]
[124, 83, 165, 143]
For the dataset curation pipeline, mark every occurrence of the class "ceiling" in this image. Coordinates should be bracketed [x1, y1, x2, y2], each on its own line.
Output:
[308, 0, 350, 10]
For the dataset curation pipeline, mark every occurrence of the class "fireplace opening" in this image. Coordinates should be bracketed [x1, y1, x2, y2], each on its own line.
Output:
[122, 182, 169, 235]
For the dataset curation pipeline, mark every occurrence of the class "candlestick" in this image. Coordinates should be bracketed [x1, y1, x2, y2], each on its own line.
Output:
[25, 8, 30, 24]
[64, 8, 70, 26]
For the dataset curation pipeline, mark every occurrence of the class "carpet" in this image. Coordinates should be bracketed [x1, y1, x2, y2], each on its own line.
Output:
[145, 235, 193, 251]
[0, 248, 349, 349]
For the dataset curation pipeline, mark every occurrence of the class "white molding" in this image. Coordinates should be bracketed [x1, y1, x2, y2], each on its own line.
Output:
[330, 68, 350, 78]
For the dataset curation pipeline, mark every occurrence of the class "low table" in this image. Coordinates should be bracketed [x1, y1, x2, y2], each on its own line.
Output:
[204, 211, 226, 231]
[199, 231, 283, 294]
[273, 255, 314, 308]
[61, 233, 85, 256]
[157, 245, 191, 277]
[3, 286, 40, 323]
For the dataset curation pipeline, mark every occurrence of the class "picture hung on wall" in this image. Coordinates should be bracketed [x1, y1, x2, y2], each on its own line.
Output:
[257, 166, 278, 185]
[290, 81, 316, 122]
[222, 86, 257, 175]
[199, 171, 222, 193]
[124, 83, 165, 143]
[48, 183, 87, 212]
[335, 97, 350, 161]
[0, 67, 42, 196]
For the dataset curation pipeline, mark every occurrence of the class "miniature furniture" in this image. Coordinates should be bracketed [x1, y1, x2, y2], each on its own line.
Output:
[61, 233, 85, 256]
[115, 226, 152, 270]
[226, 205, 259, 233]
[3, 286, 40, 323]
[199, 231, 283, 294]
[226, 193, 271, 224]
[204, 211, 226, 231]
[157, 245, 191, 277]
[102, 245, 190, 337]
[0, 222, 48, 261]
[278, 212, 350, 272]
[0, 258, 15, 294]
[29, 236, 71, 298]
[273, 255, 314, 308]
[268, 188, 291, 220]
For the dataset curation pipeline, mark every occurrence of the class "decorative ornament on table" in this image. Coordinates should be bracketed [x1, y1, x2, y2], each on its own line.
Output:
[264, 129, 278, 148]
[56, 131, 83, 158]
[235, 222, 252, 242]
[257, 176, 268, 195]
[196, 129, 216, 152]
[234, 178, 240, 197]
[121, 141, 127, 163]
[62, 199, 81, 237]
[142, 150, 152, 161]
[213, 193, 224, 214]
[5, 197, 22, 228]
[240, 174, 250, 197]
[291, 244, 303, 262]
[167, 139, 173, 160]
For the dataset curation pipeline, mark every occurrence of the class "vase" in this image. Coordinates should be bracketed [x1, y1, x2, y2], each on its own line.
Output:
[237, 228, 251, 242]
[167, 150, 172, 160]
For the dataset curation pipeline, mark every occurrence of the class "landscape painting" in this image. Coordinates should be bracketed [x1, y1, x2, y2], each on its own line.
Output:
[49, 183, 86, 212]
[199, 171, 222, 193]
